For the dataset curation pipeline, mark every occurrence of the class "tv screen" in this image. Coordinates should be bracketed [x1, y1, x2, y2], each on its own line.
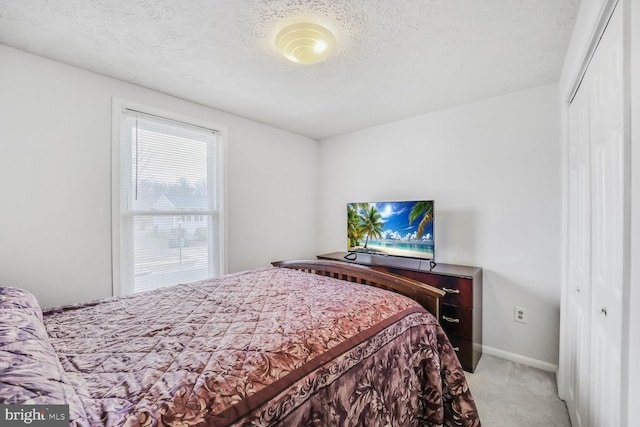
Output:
[347, 200, 434, 260]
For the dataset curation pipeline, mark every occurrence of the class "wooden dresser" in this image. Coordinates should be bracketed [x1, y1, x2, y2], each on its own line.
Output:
[317, 252, 482, 372]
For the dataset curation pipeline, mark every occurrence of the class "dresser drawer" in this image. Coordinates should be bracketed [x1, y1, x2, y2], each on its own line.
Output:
[435, 277, 473, 308]
[384, 268, 473, 309]
[439, 304, 472, 339]
[446, 335, 473, 371]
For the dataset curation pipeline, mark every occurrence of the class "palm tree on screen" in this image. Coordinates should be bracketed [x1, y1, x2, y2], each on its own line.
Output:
[347, 204, 362, 249]
[408, 201, 433, 239]
[358, 204, 384, 249]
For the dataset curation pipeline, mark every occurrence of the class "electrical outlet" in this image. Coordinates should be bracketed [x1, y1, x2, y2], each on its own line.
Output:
[515, 306, 527, 323]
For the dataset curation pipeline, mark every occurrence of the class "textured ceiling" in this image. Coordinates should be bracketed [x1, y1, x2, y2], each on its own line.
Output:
[0, 0, 580, 139]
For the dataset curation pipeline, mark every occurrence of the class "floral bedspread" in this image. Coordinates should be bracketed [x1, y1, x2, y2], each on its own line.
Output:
[1, 267, 480, 426]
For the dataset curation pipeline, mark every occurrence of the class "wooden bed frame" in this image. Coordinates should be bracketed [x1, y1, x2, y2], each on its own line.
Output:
[272, 259, 445, 318]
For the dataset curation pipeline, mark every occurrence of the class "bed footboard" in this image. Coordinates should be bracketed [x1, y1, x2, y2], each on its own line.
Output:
[272, 259, 444, 318]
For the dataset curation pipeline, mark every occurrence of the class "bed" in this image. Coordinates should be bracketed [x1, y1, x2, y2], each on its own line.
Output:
[0, 260, 480, 426]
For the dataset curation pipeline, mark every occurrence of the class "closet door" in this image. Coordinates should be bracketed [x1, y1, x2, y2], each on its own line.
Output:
[565, 69, 592, 427]
[587, 6, 624, 426]
[563, 5, 624, 426]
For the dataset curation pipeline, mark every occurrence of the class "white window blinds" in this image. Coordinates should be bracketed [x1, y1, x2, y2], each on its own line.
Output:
[116, 108, 222, 294]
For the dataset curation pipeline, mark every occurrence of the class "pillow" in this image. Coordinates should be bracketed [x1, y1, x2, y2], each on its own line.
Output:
[0, 286, 43, 321]
[0, 287, 87, 423]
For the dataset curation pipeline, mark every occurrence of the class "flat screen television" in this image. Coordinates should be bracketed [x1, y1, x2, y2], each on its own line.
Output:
[347, 200, 434, 260]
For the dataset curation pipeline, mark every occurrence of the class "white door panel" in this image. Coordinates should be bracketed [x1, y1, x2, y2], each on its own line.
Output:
[565, 69, 591, 427]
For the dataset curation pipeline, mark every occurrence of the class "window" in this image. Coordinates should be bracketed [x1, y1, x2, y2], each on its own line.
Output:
[113, 104, 224, 295]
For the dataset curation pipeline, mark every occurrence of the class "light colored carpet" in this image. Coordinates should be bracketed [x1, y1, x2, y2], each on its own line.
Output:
[464, 355, 571, 426]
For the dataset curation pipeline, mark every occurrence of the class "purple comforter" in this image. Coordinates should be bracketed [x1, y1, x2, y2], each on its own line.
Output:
[1, 267, 480, 426]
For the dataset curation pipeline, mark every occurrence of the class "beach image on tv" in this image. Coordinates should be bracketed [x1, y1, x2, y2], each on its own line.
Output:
[347, 200, 434, 259]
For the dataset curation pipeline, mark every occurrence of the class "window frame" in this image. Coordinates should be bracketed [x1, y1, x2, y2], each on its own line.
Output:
[111, 98, 227, 296]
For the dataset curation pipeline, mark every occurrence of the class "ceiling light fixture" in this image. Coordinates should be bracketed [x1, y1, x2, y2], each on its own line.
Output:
[275, 23, 336, 65]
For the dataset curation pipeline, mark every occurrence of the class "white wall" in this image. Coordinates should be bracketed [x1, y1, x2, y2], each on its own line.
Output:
[0, 45, 318, 307]
[318, 84, 562, 367]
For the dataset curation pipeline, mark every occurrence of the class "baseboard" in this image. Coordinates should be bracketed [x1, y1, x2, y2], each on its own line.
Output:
[482, 345, 558, 373]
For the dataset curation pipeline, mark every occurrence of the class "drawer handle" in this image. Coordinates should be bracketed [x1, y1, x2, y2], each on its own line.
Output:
[442, 287, 460, 294]
[442, 315, 460, 323]
[452, 346, 460, 352]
